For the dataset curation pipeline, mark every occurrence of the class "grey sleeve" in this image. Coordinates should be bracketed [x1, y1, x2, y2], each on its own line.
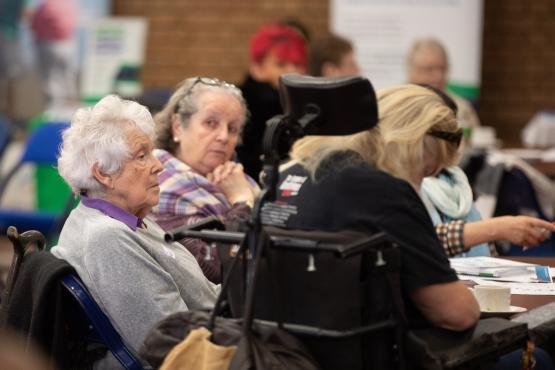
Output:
[80, 231, 189, 351]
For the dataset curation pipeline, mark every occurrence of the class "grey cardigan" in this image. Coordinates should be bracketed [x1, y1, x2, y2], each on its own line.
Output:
[52, 203, 219, 368]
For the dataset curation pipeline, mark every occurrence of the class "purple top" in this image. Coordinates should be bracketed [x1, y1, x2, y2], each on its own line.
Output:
[81, 196, 142, 231]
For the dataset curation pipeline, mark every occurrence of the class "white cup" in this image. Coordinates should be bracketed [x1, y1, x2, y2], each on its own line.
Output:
[473, 285, 511, 312]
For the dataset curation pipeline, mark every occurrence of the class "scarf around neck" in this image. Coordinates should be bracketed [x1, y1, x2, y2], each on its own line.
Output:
[421, 166, 473, 219]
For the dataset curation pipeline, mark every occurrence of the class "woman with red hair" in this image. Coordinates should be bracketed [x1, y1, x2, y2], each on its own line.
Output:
[237, 22, 307, 180]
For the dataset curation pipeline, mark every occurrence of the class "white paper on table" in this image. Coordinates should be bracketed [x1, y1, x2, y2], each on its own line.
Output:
[459, 272, 535, 283]
[469, 278, 555, 295]
[450, 256, 538, 281]
[450, 256, 535, 269]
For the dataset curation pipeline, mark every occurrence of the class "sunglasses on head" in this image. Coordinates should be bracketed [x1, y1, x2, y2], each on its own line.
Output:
[188, 77, 236, 91]
[174, 77, 237, 113]
[427, 128, 463, 147]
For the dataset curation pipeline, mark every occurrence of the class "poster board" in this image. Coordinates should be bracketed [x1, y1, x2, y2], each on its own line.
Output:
[80, 17, 147, 103]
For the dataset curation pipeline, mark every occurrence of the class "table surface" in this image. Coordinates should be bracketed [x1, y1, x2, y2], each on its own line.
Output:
[529, 161, 555, 178]
[504, 256, 555, 311]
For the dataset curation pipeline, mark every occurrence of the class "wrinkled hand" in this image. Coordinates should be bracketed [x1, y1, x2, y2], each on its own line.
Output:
[494, 216, 555, 248]
[207, 161, 255, 205]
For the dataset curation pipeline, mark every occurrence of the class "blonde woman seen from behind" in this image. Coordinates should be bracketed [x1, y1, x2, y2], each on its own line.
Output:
[271, 95, 479, 331]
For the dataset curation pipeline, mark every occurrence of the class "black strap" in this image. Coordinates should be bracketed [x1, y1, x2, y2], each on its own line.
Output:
[386, 270, 408, 370]
[208, 236, 248, 331]
[240, 229, 269, 336]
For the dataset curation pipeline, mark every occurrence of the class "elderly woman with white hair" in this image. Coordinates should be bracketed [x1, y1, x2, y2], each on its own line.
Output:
[150, 77, 259, 284]
[51, 95, 218, 369]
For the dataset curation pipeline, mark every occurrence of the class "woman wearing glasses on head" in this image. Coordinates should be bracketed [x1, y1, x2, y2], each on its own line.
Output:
[376, 84, 555, 257]
[150, 77, 260, 283]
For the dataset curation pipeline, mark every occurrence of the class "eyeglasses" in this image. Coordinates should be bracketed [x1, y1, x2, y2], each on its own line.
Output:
[175, 77, 237, 113]
[427, 128, 463, 147]
[188, 77, 236, 92]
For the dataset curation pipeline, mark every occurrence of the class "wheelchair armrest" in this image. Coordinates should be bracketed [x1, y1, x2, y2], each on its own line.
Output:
[264, 226, 394, 258]
[408, 318, 528, 370]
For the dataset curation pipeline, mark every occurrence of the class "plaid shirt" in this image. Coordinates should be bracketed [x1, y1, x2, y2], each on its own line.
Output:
[435, 220, 465, 257]
[150, 149, 257, 283]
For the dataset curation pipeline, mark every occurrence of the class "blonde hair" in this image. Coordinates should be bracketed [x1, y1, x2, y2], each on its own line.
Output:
[289, 127, 383, 179]
[375, 84, 460, 187]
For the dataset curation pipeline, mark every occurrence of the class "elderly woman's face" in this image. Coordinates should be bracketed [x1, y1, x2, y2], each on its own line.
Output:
[107, 127, 163, 218]
[172, 90, 244, 176]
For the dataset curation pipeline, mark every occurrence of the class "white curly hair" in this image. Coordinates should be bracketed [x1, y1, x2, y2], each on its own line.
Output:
[58, 95, 155, 197]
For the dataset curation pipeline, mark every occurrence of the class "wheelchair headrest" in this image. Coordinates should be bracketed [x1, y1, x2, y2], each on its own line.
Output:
[278, 73, 379, 136]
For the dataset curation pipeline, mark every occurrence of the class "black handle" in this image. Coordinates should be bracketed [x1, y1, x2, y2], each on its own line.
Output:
[164, 216, 225, 242]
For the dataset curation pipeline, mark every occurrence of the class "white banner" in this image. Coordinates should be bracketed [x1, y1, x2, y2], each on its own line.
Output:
[331, 0, 483, 96]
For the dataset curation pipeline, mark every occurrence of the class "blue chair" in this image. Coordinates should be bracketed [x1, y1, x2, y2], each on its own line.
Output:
[0, 122, 72, 243]
[61, 275, 151, 370]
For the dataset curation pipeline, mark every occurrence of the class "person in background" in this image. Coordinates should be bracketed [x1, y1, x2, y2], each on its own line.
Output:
[150, 77, 259, 284]
[407, 38, 481, 131]
[308, 33, 360, 77]
[236, 23, 307, 180]
[31, 0, 78, 106]
[376, 84, 555, 257]
[52, 95, 218, 369]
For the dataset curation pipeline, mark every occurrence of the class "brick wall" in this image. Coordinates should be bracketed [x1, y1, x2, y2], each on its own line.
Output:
[112, 0, 328, 88]
[113, 0, 555, 146]
[481, 0, 555, 146]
